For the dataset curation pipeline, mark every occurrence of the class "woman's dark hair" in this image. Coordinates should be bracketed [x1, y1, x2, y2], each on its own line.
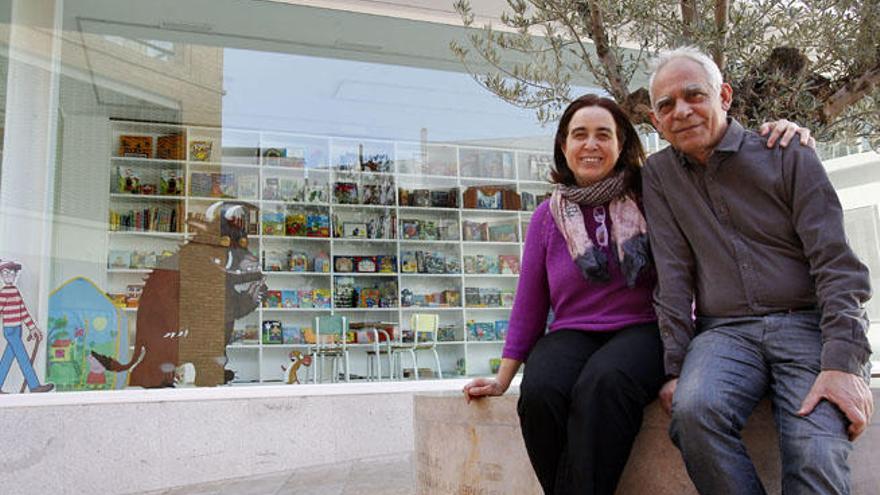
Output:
[551, 94, 645, 195]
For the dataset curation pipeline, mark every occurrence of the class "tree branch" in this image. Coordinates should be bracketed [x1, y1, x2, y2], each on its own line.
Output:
[681, 0, 695, 43]
[712, 0, 729, 70]
[822, 64, 880, 121]
[578, 1, 628, 101]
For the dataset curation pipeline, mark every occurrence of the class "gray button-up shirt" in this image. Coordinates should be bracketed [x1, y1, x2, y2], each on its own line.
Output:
[643, 119, 872, 377]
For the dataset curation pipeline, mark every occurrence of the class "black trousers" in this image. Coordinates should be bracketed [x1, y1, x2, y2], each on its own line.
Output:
[517, 323, 665, 495]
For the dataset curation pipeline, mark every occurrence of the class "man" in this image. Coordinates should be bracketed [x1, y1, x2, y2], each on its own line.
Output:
[642, 47, 873, 494]
[0, 259, 54, 393]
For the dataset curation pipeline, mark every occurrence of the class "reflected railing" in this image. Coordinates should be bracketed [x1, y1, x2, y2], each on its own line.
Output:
[640, 131, 875, 162]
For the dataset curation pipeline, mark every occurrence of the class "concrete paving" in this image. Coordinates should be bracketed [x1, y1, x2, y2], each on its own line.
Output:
[131, 453, 415, 495]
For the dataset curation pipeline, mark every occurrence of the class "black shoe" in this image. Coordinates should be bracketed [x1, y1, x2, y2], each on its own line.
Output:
[31, 383, 54, 393]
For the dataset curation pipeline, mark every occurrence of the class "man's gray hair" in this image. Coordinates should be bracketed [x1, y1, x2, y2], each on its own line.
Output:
[648, 47, 724, 105]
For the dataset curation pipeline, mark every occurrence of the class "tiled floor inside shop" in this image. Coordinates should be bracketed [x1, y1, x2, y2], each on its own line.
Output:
[133, 453, 414, 495]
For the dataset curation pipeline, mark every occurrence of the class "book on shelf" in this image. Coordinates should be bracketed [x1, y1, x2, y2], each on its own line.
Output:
[188, 172, 239, 198]
[109, 204, 182, 233]
[261, 211, 286, 236]
[278, 177, 302, 202]
[159, 170, 185, 195]
[262, 320, 283, 344]
[499, 255, 521, 274]
[108, 250, 131, 269]
[488, 222, 518, 242]
[190, 172, 213, 197]
[236, 175, 258, 199]
[263, 177, 280, 200]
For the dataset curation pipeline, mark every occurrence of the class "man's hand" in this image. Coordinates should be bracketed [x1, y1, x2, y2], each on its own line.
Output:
[27, 327, 43, 342]
[659, 378, 678, 415]
[760, 119, 815, 149]
[798, 370, 874, 441]
[463, 377, 507, 403]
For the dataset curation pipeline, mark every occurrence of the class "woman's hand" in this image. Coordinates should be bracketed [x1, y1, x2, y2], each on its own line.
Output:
[463, 358, 521, 403]
[463, 377, 507, 403]
[659, 378, 678, 415]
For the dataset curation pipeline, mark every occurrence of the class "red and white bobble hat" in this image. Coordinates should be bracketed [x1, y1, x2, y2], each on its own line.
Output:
[0, 259, 22, 271]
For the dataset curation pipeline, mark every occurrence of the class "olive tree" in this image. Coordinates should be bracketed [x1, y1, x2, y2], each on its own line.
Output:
[450, 0, 880, 147]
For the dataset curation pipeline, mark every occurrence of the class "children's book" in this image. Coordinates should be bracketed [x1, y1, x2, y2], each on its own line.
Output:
[263, 250, 288, 272]
[263, 177, 280, 200]
[282, 325, 302, 344]
[290, 252, 308, 272]
[314, 252, 330, 273]
[281, 290, 299, 308]
[298, 290, 314, 308]
[313, 289, 332, 308]
[264, 290, 282, 308]
[236, 174, 258, 199]
[401, 252, 418, 273]
[261, 211, 286, 236]
[189, 172, 213, 197]
[108, 250, 131, 269]
[159, 169, 184, 195]
[262, 320, 283, 344]
[499, 255, 521, 274]
[488, 222, 518, 242]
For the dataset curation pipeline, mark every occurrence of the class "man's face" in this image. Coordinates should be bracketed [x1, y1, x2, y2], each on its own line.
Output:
[1, 268, 17, 285]
[649, 58, 732, 164]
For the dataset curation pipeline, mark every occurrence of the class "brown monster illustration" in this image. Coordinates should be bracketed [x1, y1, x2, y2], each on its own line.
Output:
[94, 201, 265, 388]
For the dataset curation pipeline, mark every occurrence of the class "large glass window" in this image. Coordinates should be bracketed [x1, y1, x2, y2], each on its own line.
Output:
[0, 0, 876, 394]
[1, 0, 569, 392]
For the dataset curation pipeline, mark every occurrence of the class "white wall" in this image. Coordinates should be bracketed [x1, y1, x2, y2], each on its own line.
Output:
[0, 379, 473, 495]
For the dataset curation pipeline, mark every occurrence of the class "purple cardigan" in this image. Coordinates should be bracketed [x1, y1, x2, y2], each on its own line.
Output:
[502, 200, 658, 361]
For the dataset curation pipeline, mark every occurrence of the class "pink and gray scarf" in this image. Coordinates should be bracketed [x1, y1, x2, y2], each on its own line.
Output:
[549, 171, 650, 287]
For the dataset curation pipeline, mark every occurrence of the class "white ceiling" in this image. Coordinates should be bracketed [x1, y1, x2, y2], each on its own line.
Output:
[65, 0, 588, 80]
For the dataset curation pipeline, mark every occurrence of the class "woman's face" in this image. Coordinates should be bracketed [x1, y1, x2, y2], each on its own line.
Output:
[562, 106, 622, 187]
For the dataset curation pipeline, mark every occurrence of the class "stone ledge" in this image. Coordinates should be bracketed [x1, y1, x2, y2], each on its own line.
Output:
[414, 389, 880, 495]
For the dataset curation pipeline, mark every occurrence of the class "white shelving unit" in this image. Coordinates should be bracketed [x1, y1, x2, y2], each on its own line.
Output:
[105, 119, 554, 384]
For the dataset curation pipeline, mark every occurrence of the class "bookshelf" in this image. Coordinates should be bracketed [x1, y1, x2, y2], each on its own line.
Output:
[105, 119, 554, 384]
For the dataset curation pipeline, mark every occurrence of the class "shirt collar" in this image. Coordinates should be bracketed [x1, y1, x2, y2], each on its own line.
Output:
[674, 118, 745, 168]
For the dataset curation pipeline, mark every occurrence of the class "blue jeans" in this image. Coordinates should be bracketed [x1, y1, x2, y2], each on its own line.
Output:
[669, 311, 858, 495]
[0, 325, 41, 391]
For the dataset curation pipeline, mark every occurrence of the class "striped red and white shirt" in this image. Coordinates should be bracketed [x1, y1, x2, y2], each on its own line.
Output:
[0, 285, 36, 330]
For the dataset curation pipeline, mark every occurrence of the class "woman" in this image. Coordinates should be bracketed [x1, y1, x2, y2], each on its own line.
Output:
[462, 94, 809, 495]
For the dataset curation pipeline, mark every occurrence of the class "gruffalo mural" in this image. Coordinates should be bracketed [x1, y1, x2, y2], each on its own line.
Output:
[94, 201, 265, 387]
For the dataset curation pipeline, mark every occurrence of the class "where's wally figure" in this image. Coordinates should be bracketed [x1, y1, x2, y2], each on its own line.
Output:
[0, 259, 54, 393]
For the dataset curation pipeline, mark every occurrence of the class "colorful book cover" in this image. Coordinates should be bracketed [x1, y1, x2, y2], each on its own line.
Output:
[281, 290, 299, 308]
[282, 325, 302, 344]
[499, 255, 520, 274]
[401, 252, 418, 273]
[298, 290, 314, 308]
[159, 169, 184, 195]
[261, 211, 286, 236]
[261, 320, 283, 344]
[488, 222, 518, 242]
[264, 290, 282, 308]
[313, 289, 332, 308]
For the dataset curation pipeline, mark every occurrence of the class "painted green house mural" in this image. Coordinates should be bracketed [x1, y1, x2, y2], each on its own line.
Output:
[47, 277, 131, 390]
